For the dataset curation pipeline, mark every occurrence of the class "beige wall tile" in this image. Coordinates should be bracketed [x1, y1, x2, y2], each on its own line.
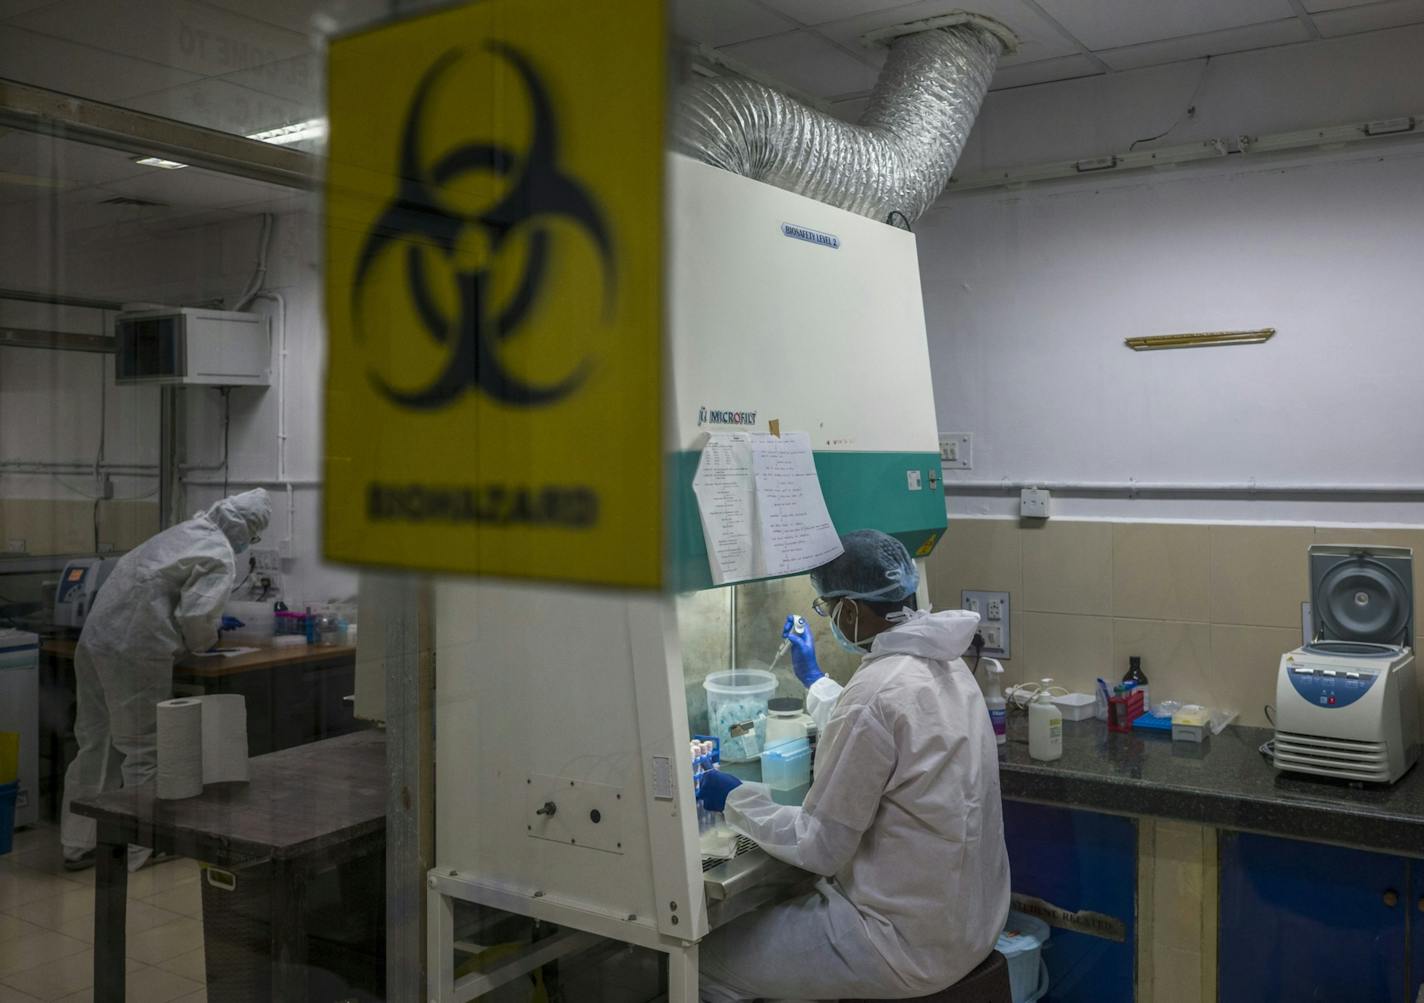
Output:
[1114, 523, 1211, 622]
[1209, 626, 1299, 728]
[1113, 619, 1212, 707]
[1023, 521, 1113, 615]
[0, 500, 94, 554]
[1021, 612, 1113, 692]
[1209, 525, 1313, 628]
[925, 517, 1021, 606]
[97, 500, 159, 550]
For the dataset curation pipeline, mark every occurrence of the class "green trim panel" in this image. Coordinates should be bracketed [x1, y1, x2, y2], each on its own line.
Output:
[669, 449, 948, 592]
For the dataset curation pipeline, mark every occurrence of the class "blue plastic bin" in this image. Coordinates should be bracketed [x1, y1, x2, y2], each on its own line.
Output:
[0, 780, 17, 855]
[997, 910, 1051, 1003]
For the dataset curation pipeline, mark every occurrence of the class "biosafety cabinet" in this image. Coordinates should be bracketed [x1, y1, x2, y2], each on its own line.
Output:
[427, 156, 948, 1000]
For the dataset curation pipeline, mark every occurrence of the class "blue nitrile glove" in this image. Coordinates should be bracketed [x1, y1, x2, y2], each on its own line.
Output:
[783, 614, 824, 688]
[220, 615, 245, 633]
[697, 770, 743, 813]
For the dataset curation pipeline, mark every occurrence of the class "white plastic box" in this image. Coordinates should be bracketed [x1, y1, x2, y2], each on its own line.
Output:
[1052, 692, 1097, 722]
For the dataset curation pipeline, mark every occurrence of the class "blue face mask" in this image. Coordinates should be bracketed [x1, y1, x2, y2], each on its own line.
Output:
[829, 600, 872, 655]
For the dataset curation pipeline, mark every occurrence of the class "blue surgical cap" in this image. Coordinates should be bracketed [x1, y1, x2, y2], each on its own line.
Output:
[810, 530, 919, 603]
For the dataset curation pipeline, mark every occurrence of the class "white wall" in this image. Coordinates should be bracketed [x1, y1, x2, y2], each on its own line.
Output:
[924, 26, 1424, 523]
[0, 201, 354, 601]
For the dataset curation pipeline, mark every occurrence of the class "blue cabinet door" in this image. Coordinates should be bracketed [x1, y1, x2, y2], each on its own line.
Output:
[1002, 802, 1136, 1003]
[1410, 855, 1424, 1002]
[1219, 831, 1408, 1003]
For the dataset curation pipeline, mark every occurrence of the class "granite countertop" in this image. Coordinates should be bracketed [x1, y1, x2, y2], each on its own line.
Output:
[998, 717, 1424, 856]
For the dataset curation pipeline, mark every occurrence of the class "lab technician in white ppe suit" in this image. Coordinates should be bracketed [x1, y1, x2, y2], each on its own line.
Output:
[61, 489, 272, 872]
[697, 529, 1010, 1001]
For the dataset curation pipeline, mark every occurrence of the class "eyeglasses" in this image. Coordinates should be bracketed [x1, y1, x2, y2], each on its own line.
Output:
[811, 596, 836, 617]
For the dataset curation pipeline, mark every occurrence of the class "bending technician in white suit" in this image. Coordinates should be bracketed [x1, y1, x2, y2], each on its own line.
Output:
[60, 489, 272, 871]
[697, 529, 1010, 1001]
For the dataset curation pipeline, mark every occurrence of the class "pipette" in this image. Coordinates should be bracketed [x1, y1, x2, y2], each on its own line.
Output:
[768, 615, 807, 674]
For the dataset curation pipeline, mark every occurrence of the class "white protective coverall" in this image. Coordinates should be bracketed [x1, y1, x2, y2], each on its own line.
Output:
[61, 489, 271, 867]
[699, 608, 1011, 1002]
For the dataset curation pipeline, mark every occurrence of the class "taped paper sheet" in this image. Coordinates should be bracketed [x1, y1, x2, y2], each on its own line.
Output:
[692, 431, 843, 586]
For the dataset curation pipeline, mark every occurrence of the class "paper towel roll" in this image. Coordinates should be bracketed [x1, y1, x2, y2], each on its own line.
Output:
[200, 694, 249, 784]
[156, 695, 250, 798]
[156, 698, 204, 799]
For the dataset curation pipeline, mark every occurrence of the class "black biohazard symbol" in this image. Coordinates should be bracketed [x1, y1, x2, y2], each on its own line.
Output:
[352, 43, 613, 410]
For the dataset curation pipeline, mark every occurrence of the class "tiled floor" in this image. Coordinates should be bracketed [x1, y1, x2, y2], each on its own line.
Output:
[0, 823, 206, 1003]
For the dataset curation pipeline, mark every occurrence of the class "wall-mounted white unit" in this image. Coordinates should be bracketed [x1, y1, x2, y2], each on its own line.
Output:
[114, 307, 270, 386]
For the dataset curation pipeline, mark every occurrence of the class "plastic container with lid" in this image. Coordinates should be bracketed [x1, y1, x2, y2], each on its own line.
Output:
[764, 697, 814, 750]
[759, 738, 812, 805]
[996, 910, 1051, 1003]
[703, 669, 777, 762]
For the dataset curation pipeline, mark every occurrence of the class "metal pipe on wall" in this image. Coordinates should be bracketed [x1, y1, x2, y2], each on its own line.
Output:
[948, 479, 1424, 498]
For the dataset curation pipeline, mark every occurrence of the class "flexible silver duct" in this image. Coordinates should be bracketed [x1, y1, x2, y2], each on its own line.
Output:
[675, 22, 1004, 225]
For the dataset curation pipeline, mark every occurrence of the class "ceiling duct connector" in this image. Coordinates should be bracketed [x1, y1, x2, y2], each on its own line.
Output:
[674, 12, 1015, 227]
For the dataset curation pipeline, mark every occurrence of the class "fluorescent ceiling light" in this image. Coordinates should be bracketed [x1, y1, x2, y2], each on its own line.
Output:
[246, 118, 327, 146]
[134, 156, 188, 170]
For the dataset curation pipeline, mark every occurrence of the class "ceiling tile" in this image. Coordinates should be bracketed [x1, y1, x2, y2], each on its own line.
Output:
[11, 0, 310, 79]
[990, 53, 1106, 89]
[719, 29, 882, 98]
[0, 0, 58, 17]
[828, 95, 872, 122]
[94, 165, 288, 210]
[122, 77, 320, 139]
[758, 0, 914, 27]
[0, 134, 153, 193]
[213, 52, 319, 104]
[195, 0, 388, 35]
[1096, 18, 1312, 71]
[1035, 0, 1297, 51]
[1302, 0, 1389, 10]
[0, 26, 202, 101]
[1312, 0, 1424, 34]
[673, 0, 795, 45]
[814, 0, 1080, 68]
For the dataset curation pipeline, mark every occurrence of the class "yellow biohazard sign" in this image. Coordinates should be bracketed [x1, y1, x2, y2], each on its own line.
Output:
[323, 0, 665, 588]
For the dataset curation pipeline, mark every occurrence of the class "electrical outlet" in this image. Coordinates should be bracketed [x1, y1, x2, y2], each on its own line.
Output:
[939, 433, 972, 470]
[4, 539, 25, 554]
[278, 539, 294, 559]
[1020, 487, 1051, 519]
[961, 589, 1011, 658]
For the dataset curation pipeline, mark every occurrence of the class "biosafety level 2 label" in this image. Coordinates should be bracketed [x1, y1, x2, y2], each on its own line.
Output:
[781, 222, 840, 249]
[323, 0, 665, 587]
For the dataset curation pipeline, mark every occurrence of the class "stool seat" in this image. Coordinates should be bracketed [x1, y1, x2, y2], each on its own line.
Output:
[838, 950, 1012, 1003]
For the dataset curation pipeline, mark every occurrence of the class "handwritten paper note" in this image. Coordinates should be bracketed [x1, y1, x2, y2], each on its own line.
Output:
[690, 434, 757, 585]
[691, 432, 843, 586]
